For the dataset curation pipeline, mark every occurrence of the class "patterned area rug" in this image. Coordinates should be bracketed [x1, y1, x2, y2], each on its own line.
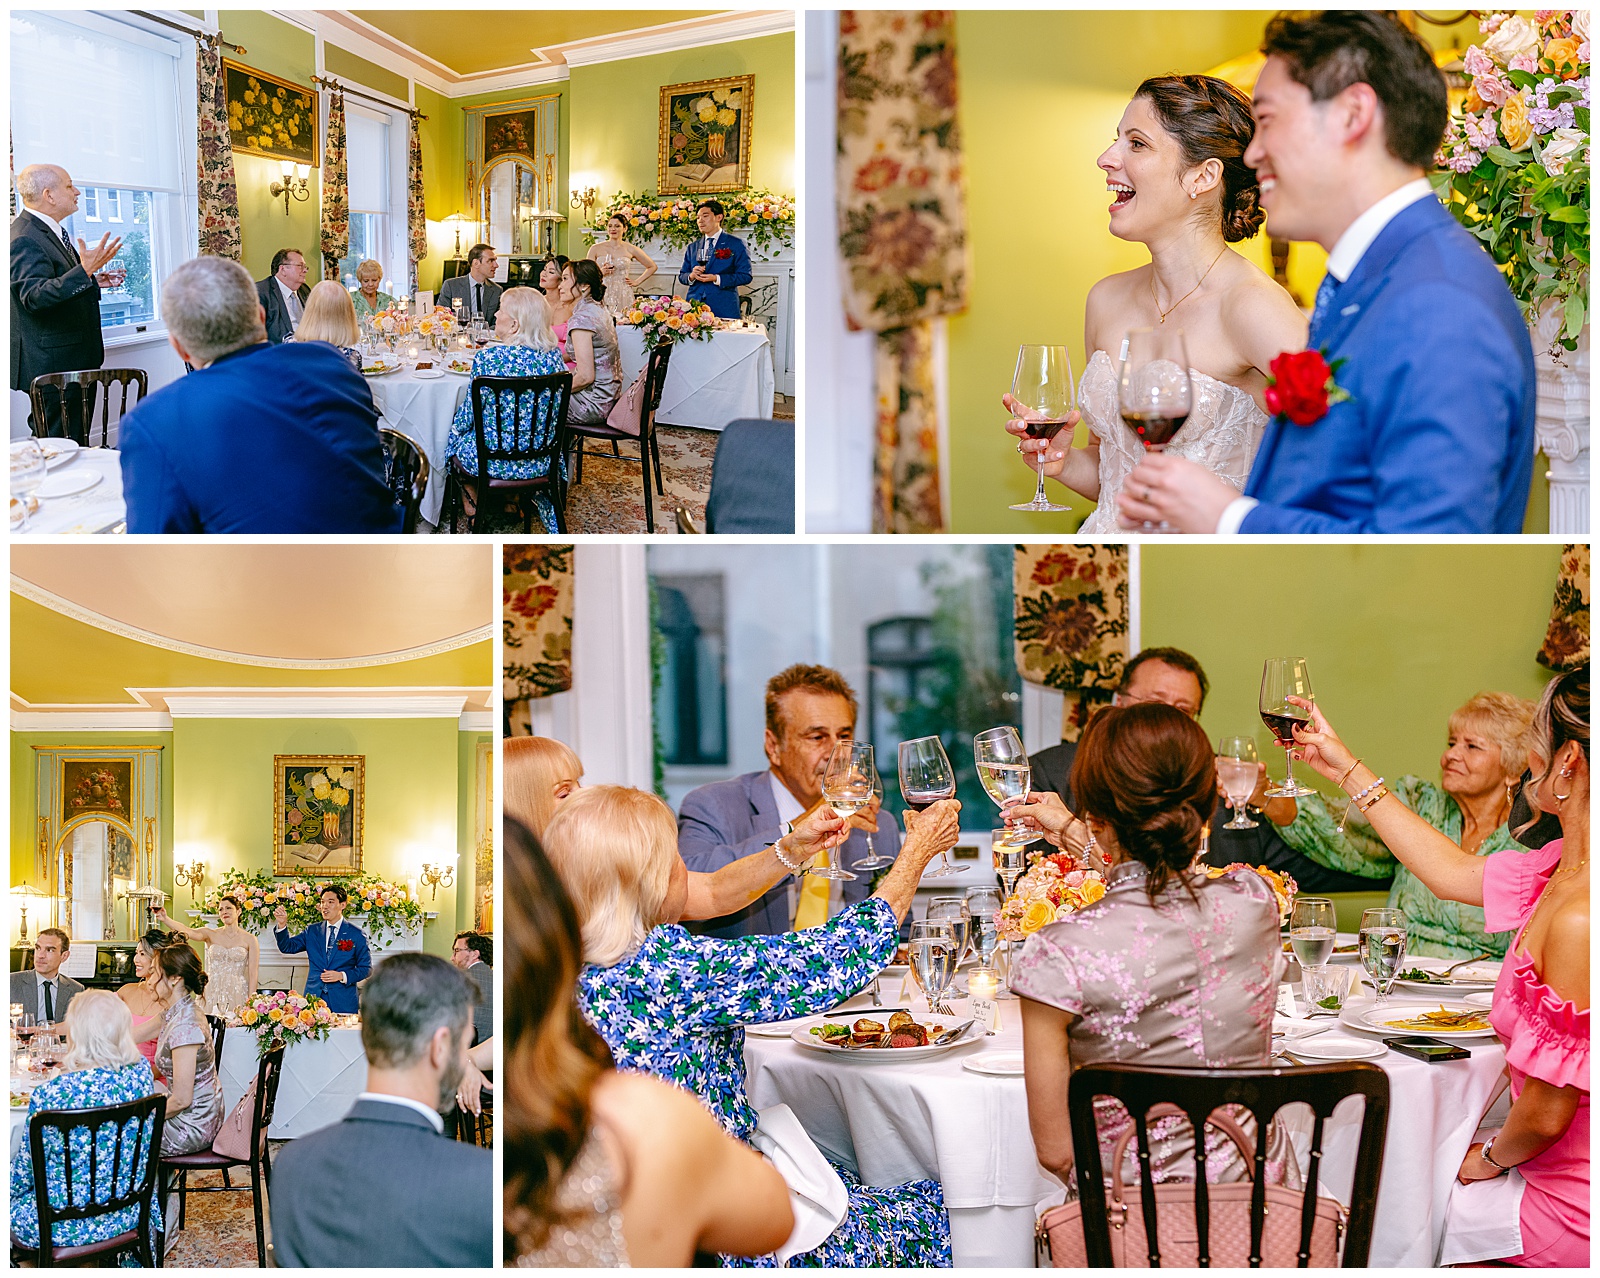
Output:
[162, 1154, 283, 1267]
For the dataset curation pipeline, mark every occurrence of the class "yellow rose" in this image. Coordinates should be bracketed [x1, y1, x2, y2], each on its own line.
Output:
[1543, 36, 1582, 78]
[240, 1008, 258, 1025]
[1500, 93, 1534, 151]
[1078, 878, 1106, 907]
[271, 98, 283, 116]
[1019, 898, 1055, 935]
[269, 1008, 283, 1022]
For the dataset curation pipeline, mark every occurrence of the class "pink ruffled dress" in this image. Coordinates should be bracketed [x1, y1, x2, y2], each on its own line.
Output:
[1482, 839, 1590, 1267]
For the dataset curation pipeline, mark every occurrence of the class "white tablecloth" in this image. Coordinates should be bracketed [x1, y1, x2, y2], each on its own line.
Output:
[218, 1026, 366, 1140]
[366, 367, 468, 526]
[745, 991, 1509, 1267]
[617, 326, 775, 430]
[18, 447, 126, 533]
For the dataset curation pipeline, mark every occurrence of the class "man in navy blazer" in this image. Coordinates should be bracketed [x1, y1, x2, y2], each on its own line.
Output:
[678, 664, 897, 938]
[272, 884, 372, 1014]
[269, 953, 491, 1266]
[677, 199, 753, 319]
[254, 247, 311, 345]
[118, 256, 402, 533]
[1121, 11, 1535, 534]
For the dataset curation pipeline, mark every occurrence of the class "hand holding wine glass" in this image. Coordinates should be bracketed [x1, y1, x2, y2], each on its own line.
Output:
[1276, 696, 1360, 784]
[1260, 658, 1317, 799]
[1005, 344, 1076, 513]
[1215, 736, 1261, 830]
[816, 742, 873, 882]
[899, 736, 960, 878]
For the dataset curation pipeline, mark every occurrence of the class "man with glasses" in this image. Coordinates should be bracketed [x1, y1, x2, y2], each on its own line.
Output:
[256, 248, 311, 344]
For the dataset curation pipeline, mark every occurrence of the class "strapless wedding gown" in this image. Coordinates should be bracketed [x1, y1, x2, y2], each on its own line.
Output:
[592, 245, 638, 318]
[207, 944, 252, 1018]
[1076, 349, 1267, 534]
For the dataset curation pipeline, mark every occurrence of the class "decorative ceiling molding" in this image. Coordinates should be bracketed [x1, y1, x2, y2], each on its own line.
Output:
[458, 711, 494, 732]
[11, 577, 491, 669]
[561, 11, 794, 68]
[11, 686, 491, 728]
[163, 694, 469, 719]
[11, 710, 175, 731]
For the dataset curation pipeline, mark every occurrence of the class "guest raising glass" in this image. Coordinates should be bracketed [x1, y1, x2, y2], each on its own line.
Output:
[900, 735, 959, 878]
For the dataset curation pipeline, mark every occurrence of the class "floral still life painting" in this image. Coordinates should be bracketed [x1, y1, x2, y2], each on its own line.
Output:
[274, 755, 364, 875]
[659, 76, 753, 194]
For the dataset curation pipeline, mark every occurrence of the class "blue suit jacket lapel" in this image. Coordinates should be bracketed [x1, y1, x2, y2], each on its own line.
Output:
[745, 769, 778, 833]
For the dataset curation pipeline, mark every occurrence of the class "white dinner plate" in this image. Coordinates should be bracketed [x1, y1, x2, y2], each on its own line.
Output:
[37, 469, 101, 498]
[38, 438, 80, 468]
[1283, 1034, 1388, 1062]
[1392, 958, 1501, 994]
[1463, 991, 1495, 1009]
[412, 367, 444, 379]
[745, 1018, 816, 1038]
[791, 1013, 980, 1062]
[445, 363, 475, 376]
[361, 360, 400, 376]
[962, 1050, 1026, 1076]
[1340, 998, 1498, 1039]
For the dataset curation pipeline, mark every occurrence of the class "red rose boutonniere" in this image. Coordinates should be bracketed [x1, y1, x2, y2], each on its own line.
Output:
[1265, 349, 1351, 426]
[337, 938, 354, 952]
[714, 247, 732, 260]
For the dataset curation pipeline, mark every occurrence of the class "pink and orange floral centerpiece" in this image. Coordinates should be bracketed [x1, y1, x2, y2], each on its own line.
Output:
[619, 295, 720, 349]
[238, 990, 338, 1054]
[997, 851, 1107, 941]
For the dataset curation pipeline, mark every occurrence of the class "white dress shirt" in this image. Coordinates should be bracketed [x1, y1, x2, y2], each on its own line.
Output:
[26, 206, 68, 244]
[1215, 177, 1439, 534]
[356, 1092, 444, 1133]
[771, 772, 842, 921]
[277, 277, 303, 328]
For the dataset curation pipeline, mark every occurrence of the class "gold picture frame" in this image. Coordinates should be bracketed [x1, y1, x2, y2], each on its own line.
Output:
[273, 755, 364, 876]
[223, 59, 319, 167]
[658, 75, 754, 195]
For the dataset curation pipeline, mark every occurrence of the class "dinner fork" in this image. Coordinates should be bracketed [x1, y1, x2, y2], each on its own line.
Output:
[1441, 951, 1494, 978]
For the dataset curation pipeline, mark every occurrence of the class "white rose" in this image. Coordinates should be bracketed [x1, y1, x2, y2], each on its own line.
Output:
[1484, 15, 1540, 64]
[1542, 127, 1588, 174]
[1574, 10, 1589, 42]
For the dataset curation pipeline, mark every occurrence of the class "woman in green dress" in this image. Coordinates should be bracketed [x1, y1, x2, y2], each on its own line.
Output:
[350, 259, 394, 320]
[1277, 691, 1535, 957]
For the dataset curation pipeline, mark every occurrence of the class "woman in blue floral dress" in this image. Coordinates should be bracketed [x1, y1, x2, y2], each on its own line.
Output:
[445, 286, 569, 530]
[544, 784, 964, 1268]
[11, 990, 163, 1256]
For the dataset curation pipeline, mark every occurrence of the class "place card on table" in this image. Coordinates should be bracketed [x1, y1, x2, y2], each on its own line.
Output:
[1276, 983, 1299, 1019]
[969, 996, 1000, 1034]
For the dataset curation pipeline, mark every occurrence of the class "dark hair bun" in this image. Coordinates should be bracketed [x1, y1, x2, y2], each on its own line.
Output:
[1136, 74, 1265, 243]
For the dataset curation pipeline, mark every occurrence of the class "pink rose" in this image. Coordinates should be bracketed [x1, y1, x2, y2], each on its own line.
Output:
[1476, 71, 1512, 106]
[1464, 45, 1497, 79]
[1509, 49, 1539, 73]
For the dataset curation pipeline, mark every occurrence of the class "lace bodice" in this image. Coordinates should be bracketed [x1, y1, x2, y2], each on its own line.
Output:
[1077, 349, 1267, 533]
[514, 1128, 630, 1267]
[591, 245, 639, 319]
[207, 944, 251, 1018]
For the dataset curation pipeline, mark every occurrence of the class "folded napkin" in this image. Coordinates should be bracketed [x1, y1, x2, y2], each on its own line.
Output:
[751, 1104, 848, 1264]
[1439, 1137, 1525, 1265]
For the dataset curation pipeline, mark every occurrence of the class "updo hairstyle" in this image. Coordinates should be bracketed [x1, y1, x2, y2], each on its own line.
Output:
[1135, 74, 1265, 243]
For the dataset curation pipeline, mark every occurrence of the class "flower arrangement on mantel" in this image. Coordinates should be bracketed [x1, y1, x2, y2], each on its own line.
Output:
[238, 990, 339, 1055]
[589, 189, 795, 254]
[204, 869, 424, 945]
[1435, 10, 1590, 352]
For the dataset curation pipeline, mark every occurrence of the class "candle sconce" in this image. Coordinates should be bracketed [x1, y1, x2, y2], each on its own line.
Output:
[270, 160, 311, 215]
[174, 861, 206, 904]
[570, 186, 599, 226]
[418, 861, 455, 900]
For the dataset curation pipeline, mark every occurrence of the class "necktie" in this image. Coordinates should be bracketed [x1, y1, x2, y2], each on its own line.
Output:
[286, 288, 303, 325]
[43, 979, 55, 1024]
[327, 922, 334, 951]
[793, 846, 832, 929]
[1308, 273, 1339, 345]
[60, 227, 78, 264]
[473, 283, 482, 317]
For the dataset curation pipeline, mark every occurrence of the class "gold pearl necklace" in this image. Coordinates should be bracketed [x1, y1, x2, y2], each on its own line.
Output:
[1152, 245, 1228, 323]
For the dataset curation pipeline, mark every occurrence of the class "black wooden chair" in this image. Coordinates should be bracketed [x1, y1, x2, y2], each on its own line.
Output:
[379, 425, 430, 532]
[1066, 1062, 1390, 1268]
[567, 343, 672, 532]
[450, 1086, 493, 1148]
[10, 1094, 167, 1268]
[440, 373, 572, 533]
[28, 368, 148, 446]
[159, 1046, 285, 1267]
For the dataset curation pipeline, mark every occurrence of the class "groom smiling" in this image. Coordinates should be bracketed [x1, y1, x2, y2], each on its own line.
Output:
[1122, 11, 1536, 534]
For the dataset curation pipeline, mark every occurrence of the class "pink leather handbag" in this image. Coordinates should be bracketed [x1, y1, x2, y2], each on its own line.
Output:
[1038, 1104, 1346, 1267]
[211, 1080, 256, 1161]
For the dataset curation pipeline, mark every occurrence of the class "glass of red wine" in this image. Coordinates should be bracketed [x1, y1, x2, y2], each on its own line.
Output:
[1008, 344, 1075, 513]
[899, 735, 959, 878]
[1119, 326, 1192, 530]
[1260, 657, 1318, 798]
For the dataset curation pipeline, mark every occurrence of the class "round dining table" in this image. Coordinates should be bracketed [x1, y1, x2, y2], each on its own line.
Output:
[744, 984, 1509, 1267]
[15, 446, 126, 534]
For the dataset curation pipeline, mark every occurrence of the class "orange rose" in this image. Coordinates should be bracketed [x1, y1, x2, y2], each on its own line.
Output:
[1500, 93, 1534, 151]
[1543, 36, 1582, 78]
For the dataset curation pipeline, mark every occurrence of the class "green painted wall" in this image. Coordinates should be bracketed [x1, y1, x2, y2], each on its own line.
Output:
[1141, 543, 1563, 798]
[324, 43, 410, 106]
[455, 732, 491, 935]
[415, 83, 466, 295]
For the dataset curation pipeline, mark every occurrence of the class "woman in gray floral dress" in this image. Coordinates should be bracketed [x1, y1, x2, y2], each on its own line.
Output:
[151, 944, 222, 1156]
[559, 260, 621, 425]
[544, 784, 964, 1267]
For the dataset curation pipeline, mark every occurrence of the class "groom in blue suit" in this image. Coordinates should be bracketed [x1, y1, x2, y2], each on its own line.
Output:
[677, 199, 752, 319]
[273, 884, 372, 1014]
[1122, 12, 1535, 534]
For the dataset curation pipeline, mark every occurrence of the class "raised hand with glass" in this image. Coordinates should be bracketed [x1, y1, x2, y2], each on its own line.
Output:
[1216, 735, 1261, 829]
[815, 741, 873, 882]
[1007, 344, 1076, 513]
[1260, 657, 1318, 798]
[899, 736, 959, 879]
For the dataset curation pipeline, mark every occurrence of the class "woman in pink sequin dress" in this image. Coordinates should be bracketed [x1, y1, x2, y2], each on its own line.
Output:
[1290, 668, 1589, 1267]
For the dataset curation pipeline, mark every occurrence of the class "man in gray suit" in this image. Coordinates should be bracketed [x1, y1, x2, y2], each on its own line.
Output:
[268, 953, 491, 1267]
[678, 664, 898, 938]
[437, 244, 502, 326]
[10, 929, 84, 1025]
[254, 248, 311, 345]
[451, 931, 493, 1046]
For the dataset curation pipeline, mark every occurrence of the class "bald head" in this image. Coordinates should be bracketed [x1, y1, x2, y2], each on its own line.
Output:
[16, 165, 80, 220]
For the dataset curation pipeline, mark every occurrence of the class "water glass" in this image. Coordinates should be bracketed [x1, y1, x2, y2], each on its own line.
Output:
[1359, 907, 1407, 1004]
[926, 896, 971, 967]
[908, 920, 957, 1014]
[1301, 963, 1354, 1013]
[1289, 897, 1337, 972]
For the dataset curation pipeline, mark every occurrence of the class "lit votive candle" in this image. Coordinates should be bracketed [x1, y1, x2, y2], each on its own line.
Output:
[967, 971, 1000, 1002]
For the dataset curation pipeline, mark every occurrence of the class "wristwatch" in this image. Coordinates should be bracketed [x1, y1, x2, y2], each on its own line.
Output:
[1479, 1136, 1510, 1173]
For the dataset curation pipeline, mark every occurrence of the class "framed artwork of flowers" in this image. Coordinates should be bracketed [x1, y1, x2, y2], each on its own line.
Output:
[223, 59, 318, 167]
[274, 755, 364, 876]
[60, 758, 133, 822]
[659, 75, 754, 194]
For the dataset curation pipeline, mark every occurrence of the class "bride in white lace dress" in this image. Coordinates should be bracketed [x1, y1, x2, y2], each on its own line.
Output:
[1005, 75, 1305, 531]
[154, 896, 259, 1019]
[587, 214, 658, 319]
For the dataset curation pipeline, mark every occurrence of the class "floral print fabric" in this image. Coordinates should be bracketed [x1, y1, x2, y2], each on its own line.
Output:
[502, 544, 574, 705]
[196, 36, 243, 260]
[407, 116, 428, 282]
[9, 1062, 162, 1250]
[1539, 543, 1589, 672]
[1013, 545, 1130, 741]
[320, 89, 349, 281]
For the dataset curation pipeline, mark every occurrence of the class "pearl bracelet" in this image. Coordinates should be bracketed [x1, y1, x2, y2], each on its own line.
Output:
[1348, 775, 1385, 806]
[772, 837, 806, 875]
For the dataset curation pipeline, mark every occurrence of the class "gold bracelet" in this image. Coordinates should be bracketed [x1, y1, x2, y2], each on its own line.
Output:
[1355, 784, 1391, 814]
[1336, 758, 1363, 789]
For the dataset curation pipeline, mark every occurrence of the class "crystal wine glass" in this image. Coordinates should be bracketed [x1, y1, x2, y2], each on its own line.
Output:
[1290, 896, 1337, 975]
[973, 726, 1036, 854]
[965, 886, 1002, 980]
[908, 919, 958, 1015]
[1359, 907, 1407, 1005]
[852, 762, 893, 872]
[1260, 658, 1317, 798]
[1216, 735, 1261, 830]
[1119, 327, 1192, 530]
[10, 439, 48, 531]
[899, 736, 959, 879]
[815, 741, 869, 882]
[1008, 344, 1075, 512]
[927, 895, 971, 969]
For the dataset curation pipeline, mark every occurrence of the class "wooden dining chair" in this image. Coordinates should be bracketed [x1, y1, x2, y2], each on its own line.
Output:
[159, 1046, 285, 1267]
[11, 1094, 167, 1268]
[28, 368, 148, 447]
[441, 373, 572, 533]
[379, 425, 430, 532]
[566, 343, 672, 532]
[1064, 1061, 1390, 1268]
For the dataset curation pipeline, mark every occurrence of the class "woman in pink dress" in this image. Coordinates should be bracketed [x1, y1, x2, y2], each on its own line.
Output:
[117, 928, 172, 1069]
[1289, 668, 1589, 1267]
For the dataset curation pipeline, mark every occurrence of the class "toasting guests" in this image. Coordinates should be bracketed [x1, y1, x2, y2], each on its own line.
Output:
[273, 884, 371, 1013]
[9, 928, 83, 1026]
[559, 260, 621, 425]
[256, 248, 311, 345]
[118, 256, 402, 534]
[10, 164, 120, 434]
[677, 199, 751, 319]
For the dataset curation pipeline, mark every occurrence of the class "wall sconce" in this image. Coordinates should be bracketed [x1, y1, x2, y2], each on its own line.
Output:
[418, 861, 454, 900]
[270, 160, 311, 215]
[571, 186, 599, 225]
[174, 860, 206, 904]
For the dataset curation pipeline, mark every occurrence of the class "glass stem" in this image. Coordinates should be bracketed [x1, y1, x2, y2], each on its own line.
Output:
[1285, 745, 1297, 792]
[1031, 457, 1049, 505]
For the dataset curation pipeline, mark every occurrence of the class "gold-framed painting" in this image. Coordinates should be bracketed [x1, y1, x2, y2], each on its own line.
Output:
[224, 59, 319, 167]
[658, 75, 753, 195]
[273, 755, 363, 876]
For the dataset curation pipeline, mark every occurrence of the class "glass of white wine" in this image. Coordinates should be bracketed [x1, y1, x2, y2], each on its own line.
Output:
[1216, 736, 1261, 830]
[1290, 896, 1337, 975]
[974, 726, 1035, 851]
[816, 741, 869, 882]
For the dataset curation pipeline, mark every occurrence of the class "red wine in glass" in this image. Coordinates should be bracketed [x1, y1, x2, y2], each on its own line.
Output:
[1121, 411, 1188, 451]
[1260, 708, 1310, 747]
[1260, 657, 1318, 798]
[1008, 344, 1075, 513]
[1024, 418, 1069, 441]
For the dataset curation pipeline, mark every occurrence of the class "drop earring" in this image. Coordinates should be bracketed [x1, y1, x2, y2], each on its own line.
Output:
[1552, 766, 1573, 802]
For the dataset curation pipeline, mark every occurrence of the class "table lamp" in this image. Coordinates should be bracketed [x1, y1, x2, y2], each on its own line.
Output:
[11, 884, 47, 943]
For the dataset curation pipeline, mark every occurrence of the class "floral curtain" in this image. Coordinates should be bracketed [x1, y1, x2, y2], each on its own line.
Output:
[196, 35, 243, 259]
[1013, 546, 1130, 741]
[320, 88, 348, 281]
[838, 10, 970, 533]
[407, 115, 428, 288]
[504, 545, 575, 732]
[1538, 543, 1590, 672]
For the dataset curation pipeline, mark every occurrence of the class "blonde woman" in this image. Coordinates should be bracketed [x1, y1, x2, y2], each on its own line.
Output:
[293, 280, 362, 369]
[351, 259, 394, 319]
[9, 990, 163, 1251]
[154, 896, 259, 1018]
[504, 735, 847, 922]
[587, 214, 656, 319]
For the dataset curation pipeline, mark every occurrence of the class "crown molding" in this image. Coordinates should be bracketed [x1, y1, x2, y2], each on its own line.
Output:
[11, 577, 491, 669]
[163, 694, 469, 719]
[12, 686, 490, 728]
[561, 10, 793, 68]
[11, 710, 174, 731]
[458, 711, 494, 732]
